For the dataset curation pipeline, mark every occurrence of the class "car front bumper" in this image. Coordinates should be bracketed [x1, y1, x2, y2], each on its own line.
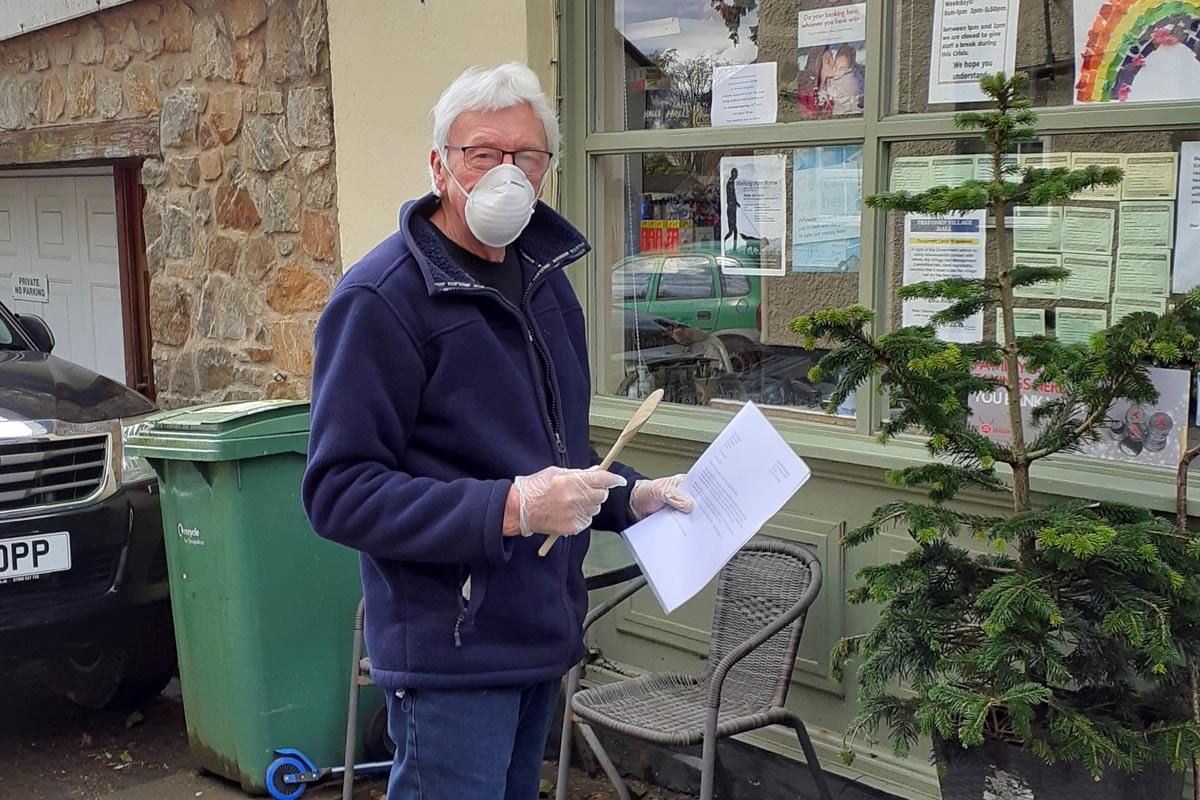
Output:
[0, 479, 167, 643]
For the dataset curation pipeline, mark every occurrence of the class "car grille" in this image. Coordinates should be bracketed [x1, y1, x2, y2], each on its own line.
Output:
[0, 435, 110, 514]
[0, 543, 120, 623]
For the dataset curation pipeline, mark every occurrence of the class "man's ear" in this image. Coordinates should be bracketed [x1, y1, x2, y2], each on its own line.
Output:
[430, 148, 448, 196]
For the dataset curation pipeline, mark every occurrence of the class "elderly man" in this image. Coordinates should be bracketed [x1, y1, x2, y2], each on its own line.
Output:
[302, 63, 693, 800]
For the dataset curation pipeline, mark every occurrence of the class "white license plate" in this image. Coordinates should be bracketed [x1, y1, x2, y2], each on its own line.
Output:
[0, 532, 71, 582]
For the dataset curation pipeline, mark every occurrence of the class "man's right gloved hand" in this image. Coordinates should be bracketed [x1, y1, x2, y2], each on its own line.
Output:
[504, 466, 628, 537]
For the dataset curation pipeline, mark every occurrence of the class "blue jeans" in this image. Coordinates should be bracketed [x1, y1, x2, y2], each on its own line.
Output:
[385, 680, 560, 800]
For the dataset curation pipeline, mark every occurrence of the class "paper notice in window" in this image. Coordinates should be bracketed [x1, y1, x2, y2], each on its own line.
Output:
[711, 62, 778, 127]
[622, 402, 811, 614]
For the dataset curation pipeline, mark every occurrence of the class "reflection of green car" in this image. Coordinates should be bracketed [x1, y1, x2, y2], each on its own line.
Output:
[612, 243, 762, 369]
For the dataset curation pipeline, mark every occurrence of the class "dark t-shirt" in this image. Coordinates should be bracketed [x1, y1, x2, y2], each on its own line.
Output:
[431, 225, 525, 309]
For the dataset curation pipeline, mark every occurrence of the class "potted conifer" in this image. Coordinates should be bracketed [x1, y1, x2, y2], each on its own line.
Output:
[790, 72, 1200, 798]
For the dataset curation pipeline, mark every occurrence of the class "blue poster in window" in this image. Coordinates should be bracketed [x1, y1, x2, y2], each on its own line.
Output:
[791, 145, 862, 272]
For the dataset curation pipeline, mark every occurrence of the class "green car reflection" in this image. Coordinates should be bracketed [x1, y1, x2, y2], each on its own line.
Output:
[611, 243, 762, 373]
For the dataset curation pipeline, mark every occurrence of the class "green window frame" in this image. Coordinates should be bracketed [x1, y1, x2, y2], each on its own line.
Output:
[558, 0, 1200, 515]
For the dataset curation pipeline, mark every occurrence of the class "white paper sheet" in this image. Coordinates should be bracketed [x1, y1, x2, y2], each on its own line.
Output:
[711, 62, 778, 127]
[901, 210, 987, 342]
[928, 0, 1020, 104]
[1174, 142, 1200, 293]
[622, 403, 811, 614]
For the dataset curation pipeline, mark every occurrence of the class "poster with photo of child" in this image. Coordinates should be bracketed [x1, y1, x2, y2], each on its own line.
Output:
[796, 3, 867, 119]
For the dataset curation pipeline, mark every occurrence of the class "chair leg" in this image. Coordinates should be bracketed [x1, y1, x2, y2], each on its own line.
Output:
[554, 666, 581, 800]
[699, 708, 719, 800]
[576, 721, 632, 800]
[791, 717, 833, 800]
[713, 748, 738, 800]
[341, 603, 365, 800]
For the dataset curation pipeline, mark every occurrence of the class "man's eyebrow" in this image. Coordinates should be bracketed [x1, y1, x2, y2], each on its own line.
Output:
[462, 135, 548, 150]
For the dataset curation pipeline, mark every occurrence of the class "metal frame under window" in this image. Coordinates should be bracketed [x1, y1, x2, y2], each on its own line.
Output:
[559, 0, 1200, 516]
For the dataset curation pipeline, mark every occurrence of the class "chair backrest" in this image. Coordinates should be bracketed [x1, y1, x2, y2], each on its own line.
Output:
[705, 539, 822, 709]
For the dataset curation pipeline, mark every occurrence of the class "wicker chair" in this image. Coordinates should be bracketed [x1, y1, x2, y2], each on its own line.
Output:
[555, 539, 833, 800]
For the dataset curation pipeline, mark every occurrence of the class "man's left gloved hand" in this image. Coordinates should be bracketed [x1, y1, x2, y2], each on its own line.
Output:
[629, 474, 695, 522]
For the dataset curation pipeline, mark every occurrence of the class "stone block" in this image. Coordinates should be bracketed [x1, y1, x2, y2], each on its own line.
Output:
[194, 16, 234, 81]
[299, 0, 327, 76]
[160, 87, 199, 147]
[199, 149, 223, 182]
[67, 67, 96, 119]
[285, 85, 331, 148]
[233, 36, 263, 85]
[162, 1, 195, 52]
[0, 76, 21, 130]
[207, 233, 239, 273]
[163, 201, 194, 258]
[265, 4, 303, 83]
[254, 173, 300, 233]
[39, 72, 64, 122]
[300, 209, 335, 261]
[229, 0, 268, 38]
[208, 88, 242, 143]
[124, 63, 160, 113]
[242, 116, 290, 170]
[78, 20, 105, 64]
[215, 181, 260, 230]
[98, 79, 123, 119]
[150, 282, 193, 347]
[267, 260, 330, 313]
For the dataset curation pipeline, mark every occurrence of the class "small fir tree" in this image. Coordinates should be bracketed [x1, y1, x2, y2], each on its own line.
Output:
[791, 72, 1200, 777]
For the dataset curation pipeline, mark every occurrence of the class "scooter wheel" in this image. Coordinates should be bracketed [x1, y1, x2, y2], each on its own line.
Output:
[266, 755, 309, 800]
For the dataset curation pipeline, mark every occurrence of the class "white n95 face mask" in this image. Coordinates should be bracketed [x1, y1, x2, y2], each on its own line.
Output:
[444, 161, 538, 248]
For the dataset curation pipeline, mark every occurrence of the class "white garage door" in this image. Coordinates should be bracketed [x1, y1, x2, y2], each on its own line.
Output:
[0, 170, 126, 384]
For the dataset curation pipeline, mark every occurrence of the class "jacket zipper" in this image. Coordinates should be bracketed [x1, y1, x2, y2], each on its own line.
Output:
[441, 265, 568, 467]
[440, 261, 578, 647]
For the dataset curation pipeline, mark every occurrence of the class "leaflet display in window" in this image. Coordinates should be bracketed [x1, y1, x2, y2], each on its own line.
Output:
[594, 149, 860, 422]
[594, 0, 868, 132]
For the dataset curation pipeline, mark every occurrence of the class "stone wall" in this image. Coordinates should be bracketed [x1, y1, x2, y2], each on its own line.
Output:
[0, 0, 338, 407]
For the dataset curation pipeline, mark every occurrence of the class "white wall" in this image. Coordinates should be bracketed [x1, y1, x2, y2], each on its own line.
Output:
[326, 0, 556, 267]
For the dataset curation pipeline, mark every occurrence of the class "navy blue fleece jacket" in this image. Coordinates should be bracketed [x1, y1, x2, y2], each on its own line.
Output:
[302, 195, 643, 690]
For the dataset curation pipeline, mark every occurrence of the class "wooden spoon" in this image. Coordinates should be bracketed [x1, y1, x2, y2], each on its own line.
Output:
[537, 389, 665, 557]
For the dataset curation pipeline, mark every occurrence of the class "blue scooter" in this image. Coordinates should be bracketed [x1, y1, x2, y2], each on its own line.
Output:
[265, 748, 391, 800]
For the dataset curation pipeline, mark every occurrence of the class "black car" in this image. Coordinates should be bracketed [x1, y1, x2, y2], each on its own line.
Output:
[0, 300, 174, 709]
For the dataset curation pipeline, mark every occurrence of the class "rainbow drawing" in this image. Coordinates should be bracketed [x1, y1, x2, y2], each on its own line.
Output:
[1074, 0, 1200, 103]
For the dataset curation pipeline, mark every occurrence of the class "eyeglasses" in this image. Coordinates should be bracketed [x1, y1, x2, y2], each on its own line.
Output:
[445, 145, 553, 177]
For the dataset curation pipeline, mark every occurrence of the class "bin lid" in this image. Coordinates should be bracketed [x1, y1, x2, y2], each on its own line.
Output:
[125, 399, 311, 462]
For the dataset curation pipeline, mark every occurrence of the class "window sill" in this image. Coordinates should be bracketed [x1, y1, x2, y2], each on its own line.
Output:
[590, 393, 1200, 518]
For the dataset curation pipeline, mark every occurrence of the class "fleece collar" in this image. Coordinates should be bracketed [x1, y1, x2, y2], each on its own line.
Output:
[399, 193, 591, 296]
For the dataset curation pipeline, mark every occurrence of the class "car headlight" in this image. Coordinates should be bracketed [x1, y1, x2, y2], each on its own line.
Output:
[120, 416, 157, 485]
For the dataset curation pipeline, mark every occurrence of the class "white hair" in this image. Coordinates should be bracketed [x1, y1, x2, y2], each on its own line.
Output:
[429, 62, 560, 196]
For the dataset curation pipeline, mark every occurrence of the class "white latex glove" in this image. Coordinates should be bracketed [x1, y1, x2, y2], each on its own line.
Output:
[629, 474, 694, 522]
[513, 466, 628, 537]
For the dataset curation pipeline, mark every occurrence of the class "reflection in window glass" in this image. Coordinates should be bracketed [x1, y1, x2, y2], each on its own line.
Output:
[614, 257, 657, 301]
[721, 270, 753, 297]
[658, 257, 716, 300]
[594, 1, 868, 132]
[596, 149, 863, 421]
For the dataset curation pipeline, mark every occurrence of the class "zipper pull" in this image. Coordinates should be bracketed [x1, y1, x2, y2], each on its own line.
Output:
[555, 432, 567, 455]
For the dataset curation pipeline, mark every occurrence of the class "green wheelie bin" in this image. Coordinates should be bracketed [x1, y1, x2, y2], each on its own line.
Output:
[126, 400, 385, 795]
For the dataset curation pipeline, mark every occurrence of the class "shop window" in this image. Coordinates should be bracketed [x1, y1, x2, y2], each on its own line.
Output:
[594, 0, 868, 132]
[882, 129, 1200, 458]
[595, 146, 863, 421]
[893, 0, 1200, 114]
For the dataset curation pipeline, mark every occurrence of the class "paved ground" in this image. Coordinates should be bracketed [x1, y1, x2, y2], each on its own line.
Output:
[1, 656, 689, 800]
